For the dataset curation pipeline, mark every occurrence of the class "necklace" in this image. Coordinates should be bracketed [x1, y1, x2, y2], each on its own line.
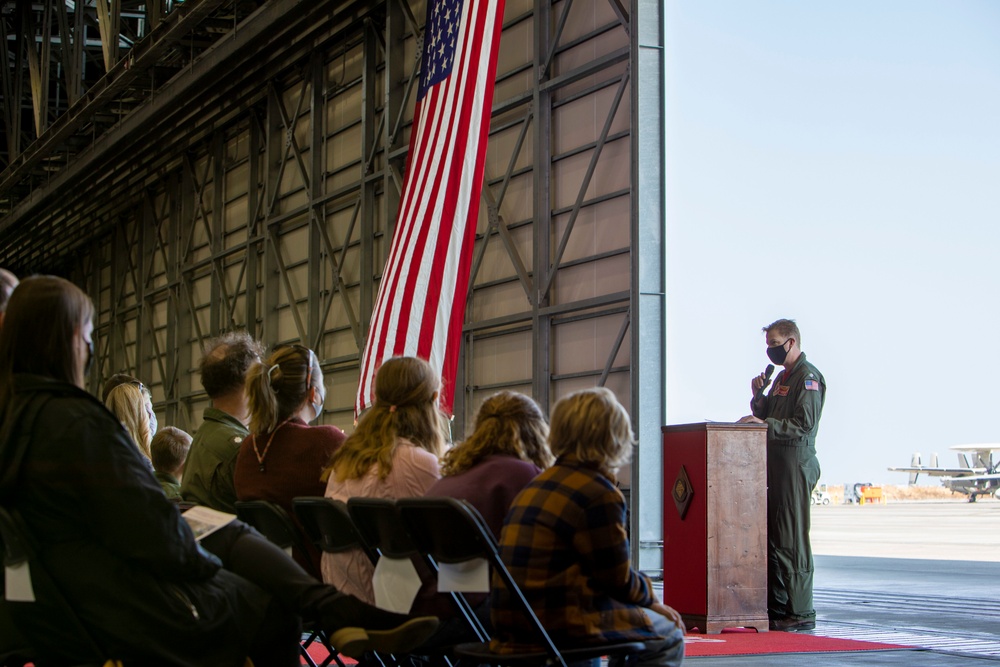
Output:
[252, 419, 291, 473]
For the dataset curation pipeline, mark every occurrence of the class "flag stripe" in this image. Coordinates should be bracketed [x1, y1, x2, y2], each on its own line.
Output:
[414, 0, 486, 360]
[356, 0, 506, 416]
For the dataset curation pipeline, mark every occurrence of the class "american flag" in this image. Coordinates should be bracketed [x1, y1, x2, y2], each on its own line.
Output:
[355, 0, 506, 417]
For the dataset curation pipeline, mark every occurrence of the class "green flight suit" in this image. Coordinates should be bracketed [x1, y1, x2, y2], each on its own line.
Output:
[179, 407, 248, 512]
[750, 353, 825, 622]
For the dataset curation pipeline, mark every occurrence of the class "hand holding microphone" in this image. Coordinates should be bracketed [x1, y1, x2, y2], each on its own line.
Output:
[752, 363, 775, 398]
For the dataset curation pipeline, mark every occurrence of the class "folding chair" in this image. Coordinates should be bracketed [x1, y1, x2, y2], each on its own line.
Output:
[346, 497, 490, 645]
[293, 496, 378, 566]
[397, 498, 645, 667]
[234, 500, 343, 667]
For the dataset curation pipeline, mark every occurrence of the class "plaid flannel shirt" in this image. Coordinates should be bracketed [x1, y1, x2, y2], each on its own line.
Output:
[490, 460, 660, 652]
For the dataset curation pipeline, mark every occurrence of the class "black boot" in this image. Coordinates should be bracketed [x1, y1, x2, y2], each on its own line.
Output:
[314, 593, 439, 657]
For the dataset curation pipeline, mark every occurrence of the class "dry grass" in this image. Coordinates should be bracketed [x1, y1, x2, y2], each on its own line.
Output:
[881, 484, 967, 501]
[820, 483, 967, 503]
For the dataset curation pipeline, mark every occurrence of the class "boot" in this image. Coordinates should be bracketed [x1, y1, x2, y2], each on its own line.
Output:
[316, 593, 439, 657]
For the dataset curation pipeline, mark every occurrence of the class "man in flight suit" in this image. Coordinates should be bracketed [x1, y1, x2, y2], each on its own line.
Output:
[738, 319, 825, 632]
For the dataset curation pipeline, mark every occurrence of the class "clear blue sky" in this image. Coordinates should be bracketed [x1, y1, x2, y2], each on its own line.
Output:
[663, 0, 1000, 486]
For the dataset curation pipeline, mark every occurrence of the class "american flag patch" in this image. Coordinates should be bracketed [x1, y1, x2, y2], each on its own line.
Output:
[804, 379, 820, 391]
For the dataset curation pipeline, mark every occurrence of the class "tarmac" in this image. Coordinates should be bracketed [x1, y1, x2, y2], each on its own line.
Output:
[676, 500, 1000, 666]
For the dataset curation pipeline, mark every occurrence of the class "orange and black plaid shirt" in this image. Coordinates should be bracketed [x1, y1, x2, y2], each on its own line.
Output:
[490, 460, 661, 652]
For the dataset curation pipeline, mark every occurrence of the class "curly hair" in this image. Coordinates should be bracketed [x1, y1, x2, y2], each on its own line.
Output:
[441, 391, 552, 476]
[549, 387, 634, 476]
[199, 331, 264, 398]
[325, 356, 446, 482]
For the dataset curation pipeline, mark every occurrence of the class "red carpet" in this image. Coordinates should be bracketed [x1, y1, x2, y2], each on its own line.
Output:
[301, 631, 909, 662]
[684, 630, 909, 657]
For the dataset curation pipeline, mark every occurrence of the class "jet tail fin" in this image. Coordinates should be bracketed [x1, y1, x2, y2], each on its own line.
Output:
[909, 452, 921, 485]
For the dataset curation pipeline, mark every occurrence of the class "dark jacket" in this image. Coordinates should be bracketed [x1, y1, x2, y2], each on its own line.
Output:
[0, 374, 265, 666]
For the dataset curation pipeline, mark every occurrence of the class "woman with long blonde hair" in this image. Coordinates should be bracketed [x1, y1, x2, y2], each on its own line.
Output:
[321, 356, 447, 602]
[105, 382, 155, 465]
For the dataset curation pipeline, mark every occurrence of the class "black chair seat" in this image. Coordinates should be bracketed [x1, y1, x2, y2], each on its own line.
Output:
[455, 641, 646, 665]
[397, 498, 647, 667]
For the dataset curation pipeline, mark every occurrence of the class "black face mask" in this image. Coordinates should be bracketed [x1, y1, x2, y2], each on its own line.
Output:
[84, 339, 94, 377]
[766, 341, 789, 365]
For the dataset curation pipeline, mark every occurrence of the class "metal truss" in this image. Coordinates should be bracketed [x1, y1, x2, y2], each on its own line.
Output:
[0, 0, 666, 573]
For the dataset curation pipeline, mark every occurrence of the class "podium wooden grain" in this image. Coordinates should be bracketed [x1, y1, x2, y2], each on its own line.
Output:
[661, 422, 769, 633]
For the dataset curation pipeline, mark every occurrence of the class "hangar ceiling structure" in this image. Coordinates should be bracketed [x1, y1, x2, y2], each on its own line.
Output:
[0, 0, 666, 573]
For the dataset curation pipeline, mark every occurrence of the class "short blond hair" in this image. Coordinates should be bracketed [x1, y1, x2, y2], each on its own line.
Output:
[549, 387, 634, 475]
[151, 426, 192, 475]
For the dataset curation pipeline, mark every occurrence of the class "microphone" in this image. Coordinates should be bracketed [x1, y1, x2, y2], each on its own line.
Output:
[755, 364, 775, 399]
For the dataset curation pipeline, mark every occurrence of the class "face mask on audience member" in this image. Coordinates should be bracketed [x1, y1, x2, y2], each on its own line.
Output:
[84, 338, 94, 377]
[312, 388, 326, 422]
[146, 402, 158, 435]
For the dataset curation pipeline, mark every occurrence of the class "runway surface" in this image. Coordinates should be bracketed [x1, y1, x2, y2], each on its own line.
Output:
[683, 500, 1000, 665]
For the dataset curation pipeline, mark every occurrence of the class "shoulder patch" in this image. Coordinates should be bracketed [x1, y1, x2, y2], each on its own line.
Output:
[804, 379, 820, 391]
[233, 435, 243, 443]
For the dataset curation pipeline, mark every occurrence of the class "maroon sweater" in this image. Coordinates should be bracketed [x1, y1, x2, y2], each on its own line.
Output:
[415, 454, 542, 616]
[234, 418, 345, 573]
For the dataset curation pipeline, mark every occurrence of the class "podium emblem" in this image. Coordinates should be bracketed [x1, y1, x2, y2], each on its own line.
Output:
[672, 465, 694, 520]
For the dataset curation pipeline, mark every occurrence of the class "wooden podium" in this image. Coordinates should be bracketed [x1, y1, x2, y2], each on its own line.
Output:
[661, 422, 769, 633]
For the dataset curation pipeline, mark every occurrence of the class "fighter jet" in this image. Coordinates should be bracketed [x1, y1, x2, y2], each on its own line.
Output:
[889, 445, 1000, 502]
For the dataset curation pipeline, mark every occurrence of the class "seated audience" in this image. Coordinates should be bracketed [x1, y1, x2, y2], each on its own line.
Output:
[0, 276, 438, 666]
[491, 387, 685, 667]
[322, 356, 445, 603]
[182, 331, 263, 512]
[417, 390, 552, 642]
[235, 344, 345, 572]
[105, 382, 156, 465]
[426, 390, 552, 539]
[151, 426, 193, 500]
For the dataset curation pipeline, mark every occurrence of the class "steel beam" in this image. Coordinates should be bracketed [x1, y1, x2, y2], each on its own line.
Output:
[631, 0, 667, 574]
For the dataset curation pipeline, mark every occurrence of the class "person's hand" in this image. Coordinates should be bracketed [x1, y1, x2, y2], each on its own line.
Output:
[737, 415, 764, 424]
[650, 602, 686, 634]
[750, 372, 766, 395]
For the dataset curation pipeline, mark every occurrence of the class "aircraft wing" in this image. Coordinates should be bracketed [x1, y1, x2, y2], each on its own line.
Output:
[887, 466, 986, 477]
[949, 444, 1000, 452]
[940, 472, 1000, 484]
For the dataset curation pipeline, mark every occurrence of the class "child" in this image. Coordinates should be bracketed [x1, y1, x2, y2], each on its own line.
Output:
[151, 426, 192, 500]
[491, 387, 685, 667]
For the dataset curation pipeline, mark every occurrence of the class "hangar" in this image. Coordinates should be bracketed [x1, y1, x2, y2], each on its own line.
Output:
[0, 0, 666, 571]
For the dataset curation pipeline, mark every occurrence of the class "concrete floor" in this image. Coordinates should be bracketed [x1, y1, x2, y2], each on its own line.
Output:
[680, 501, 1000, 665]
